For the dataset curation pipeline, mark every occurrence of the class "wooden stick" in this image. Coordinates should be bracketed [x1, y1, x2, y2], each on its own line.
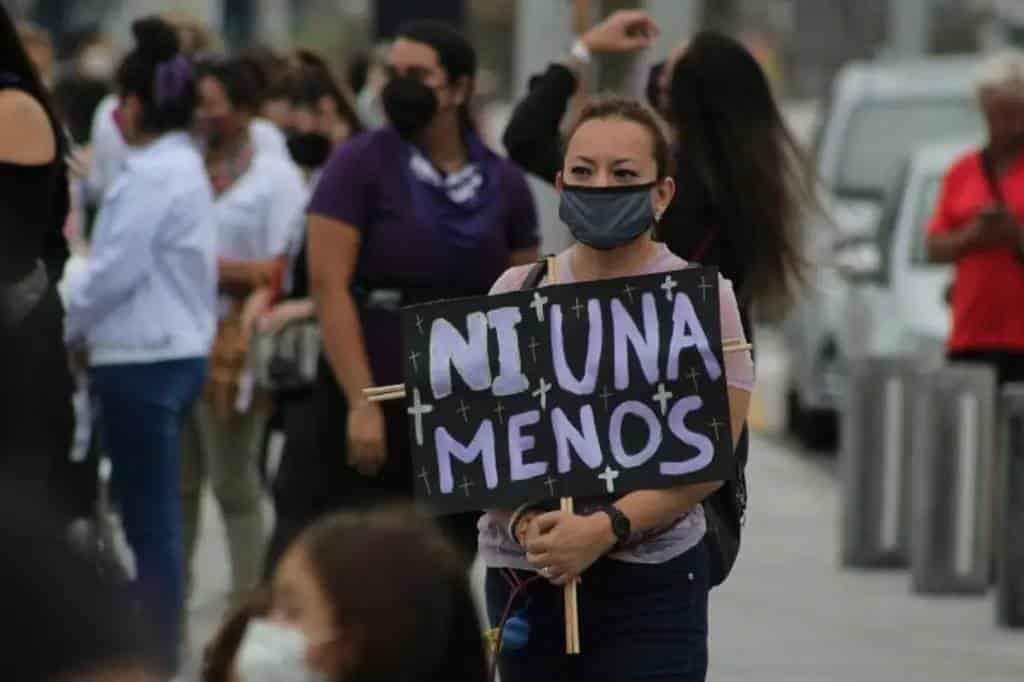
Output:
[366, 390, 405, 403]
[723, 341, 753, 353]
[561, 496, 581, 654]
[364, 384, 405, 396]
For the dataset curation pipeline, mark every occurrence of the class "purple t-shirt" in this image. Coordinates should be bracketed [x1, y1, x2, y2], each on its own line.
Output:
[307, 126, 539, 385]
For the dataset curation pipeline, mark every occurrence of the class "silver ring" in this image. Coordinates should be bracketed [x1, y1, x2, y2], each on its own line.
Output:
[540, 567, 552, 578]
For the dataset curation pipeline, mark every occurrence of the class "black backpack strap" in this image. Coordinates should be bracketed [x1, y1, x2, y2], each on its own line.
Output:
[519, 256, 551, 291]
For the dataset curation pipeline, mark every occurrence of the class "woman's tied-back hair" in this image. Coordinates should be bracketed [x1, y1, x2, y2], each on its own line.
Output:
[297, 506, 488, 682]
[564, 95, 675, 180]
[116, 16, 197, 133]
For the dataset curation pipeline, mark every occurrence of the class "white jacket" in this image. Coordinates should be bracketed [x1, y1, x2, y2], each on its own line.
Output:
[64, 132, 217, 366]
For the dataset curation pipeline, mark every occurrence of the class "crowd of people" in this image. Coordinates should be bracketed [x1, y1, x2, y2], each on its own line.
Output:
[0, 4, 906, 682]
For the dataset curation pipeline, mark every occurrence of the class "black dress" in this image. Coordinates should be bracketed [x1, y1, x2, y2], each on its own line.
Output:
[0, 80, 75, 520]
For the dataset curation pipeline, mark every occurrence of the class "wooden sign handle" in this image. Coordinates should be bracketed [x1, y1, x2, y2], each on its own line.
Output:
[560, 497, 581, 654]
[547, 258, 581, 654]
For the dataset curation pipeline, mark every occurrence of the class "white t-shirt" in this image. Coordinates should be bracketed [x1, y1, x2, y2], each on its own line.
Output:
[86, 94, 130, 203]
[249, 118, 290, 160]
[213, 151, 307, 262]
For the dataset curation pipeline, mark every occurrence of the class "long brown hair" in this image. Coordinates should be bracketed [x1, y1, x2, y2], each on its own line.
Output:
[669, 31, 811, 314]
[298, 507, 488, 682]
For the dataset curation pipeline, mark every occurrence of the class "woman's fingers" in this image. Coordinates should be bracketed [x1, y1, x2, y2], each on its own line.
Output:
[525, 533, 553, 554]
[533, 511, 563, 534]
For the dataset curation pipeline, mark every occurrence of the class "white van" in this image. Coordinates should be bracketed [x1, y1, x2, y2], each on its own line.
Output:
[836, 139, 975, 370]
[784, 57, 984, 448]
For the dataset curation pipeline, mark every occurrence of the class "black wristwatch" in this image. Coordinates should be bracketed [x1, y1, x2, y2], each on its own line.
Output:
[594, 505, 631, 545]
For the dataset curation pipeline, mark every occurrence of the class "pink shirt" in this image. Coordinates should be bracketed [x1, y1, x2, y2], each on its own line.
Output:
[477, 244, 755, 569]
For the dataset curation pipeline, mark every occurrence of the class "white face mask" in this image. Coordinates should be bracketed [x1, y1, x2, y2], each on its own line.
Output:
[235, 619, 328, 682]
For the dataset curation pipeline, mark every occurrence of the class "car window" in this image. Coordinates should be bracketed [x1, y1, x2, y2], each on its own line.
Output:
[910, 174, 944, 265]
[836, 98, 982, 200]
[874, 162, 910, 282]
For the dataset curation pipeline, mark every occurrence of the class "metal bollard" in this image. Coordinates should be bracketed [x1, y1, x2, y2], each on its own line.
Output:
[840, 356, 919, 568]
[996, 384, 1024, 627]
[910, 363, 997, 595]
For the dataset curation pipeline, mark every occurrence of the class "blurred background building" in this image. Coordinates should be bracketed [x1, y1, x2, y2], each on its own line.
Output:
[7, 0, 1024, 101]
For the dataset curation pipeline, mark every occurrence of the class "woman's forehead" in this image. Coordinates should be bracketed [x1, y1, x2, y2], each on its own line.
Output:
[388, 38, 442, 73]
[566, 117, 656, 162]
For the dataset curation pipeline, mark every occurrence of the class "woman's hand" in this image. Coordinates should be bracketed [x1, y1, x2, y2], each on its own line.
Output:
[240, 287, 274, 345]
[347, 401, 387, 477]
[259, 299, 316, 335]
[968, 206, 1019, 250]
[525, 511, 617, 585]
[582, 10, 659, 54]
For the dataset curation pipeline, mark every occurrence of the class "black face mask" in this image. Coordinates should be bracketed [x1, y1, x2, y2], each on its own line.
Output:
[559, 182, 658, 250]
[381, 75, 438, 138]
[286, 131, 332, 169]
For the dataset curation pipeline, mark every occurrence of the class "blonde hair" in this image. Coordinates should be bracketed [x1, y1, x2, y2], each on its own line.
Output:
[976, 50, 1024, 96]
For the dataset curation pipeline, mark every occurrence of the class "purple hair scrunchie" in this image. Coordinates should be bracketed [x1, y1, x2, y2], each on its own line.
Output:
[154, 55, 193, 107]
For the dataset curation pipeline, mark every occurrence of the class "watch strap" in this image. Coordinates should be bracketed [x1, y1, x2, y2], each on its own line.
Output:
[570, 38, 592, 65]
[597, 505, 631, 544]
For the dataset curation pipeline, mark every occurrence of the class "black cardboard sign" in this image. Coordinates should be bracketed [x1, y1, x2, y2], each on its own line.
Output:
[400, 266, 733, 515]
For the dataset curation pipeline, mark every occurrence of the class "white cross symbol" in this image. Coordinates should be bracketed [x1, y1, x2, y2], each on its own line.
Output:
[418, 467, 432, 495]
[532, 377, 553, 410]
[623, 283, 636, 303]
[408, 350, 422, 373]
[572, 298, 586, 320]
[415, 315, 426, 335]
[653, 382, 674, 416]
[528, 337, 541, 363]
[709, 418, 725, 442]
[459, 476, 476, 497]
[494, 402, 506, 425]
[661, 275, 678, 302]
[599, 386, 614, 411]
[543, 475, 559, 497]
[686, 368, 701, 393]
[406, 388, 435, 446]
[698, 276, 714, 303]
[457, 400, 472, 423]
[597, 466, 620, 493]
[530, 291, 549, 322]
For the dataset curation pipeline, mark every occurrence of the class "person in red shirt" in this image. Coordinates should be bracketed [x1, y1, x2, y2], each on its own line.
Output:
[927, 52, 1024, 384]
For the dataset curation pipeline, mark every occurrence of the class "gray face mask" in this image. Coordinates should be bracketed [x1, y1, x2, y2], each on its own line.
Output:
[558, 182, 658, 250]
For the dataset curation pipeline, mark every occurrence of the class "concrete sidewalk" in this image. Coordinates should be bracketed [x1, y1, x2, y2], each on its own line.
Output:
[186, 433, 1022, 681]
[709, 434, 1022, 682]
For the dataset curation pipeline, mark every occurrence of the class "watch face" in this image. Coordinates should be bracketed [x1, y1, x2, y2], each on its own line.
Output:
[612, 512, 630, 540]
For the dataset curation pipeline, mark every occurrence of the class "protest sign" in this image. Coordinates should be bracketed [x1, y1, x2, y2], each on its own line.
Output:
[401, 266, 734, 515]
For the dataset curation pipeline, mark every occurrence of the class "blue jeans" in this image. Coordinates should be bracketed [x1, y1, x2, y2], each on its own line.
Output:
[486, 540, 710, 682]
[91, 358, 206, 671]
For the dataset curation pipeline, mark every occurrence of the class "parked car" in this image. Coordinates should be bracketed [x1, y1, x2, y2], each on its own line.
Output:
[784, 56, 984, 448]
[835, 138, 973, 379]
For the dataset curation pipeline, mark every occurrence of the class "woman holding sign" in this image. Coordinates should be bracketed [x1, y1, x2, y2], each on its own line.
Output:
[481, 97, 754, 681]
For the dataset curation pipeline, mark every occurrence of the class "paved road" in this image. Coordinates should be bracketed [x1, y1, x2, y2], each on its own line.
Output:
[184, 433, 1022, 681]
